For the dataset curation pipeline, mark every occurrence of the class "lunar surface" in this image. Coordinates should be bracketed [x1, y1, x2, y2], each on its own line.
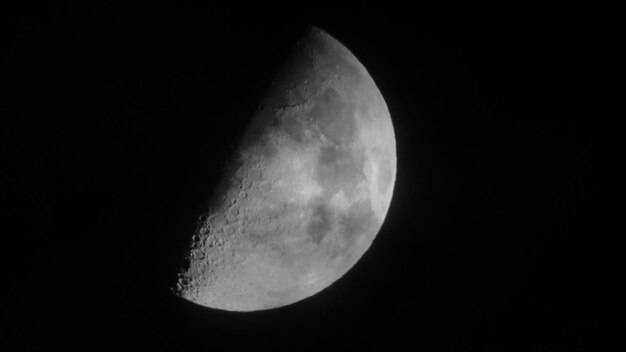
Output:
[175, 27, 396, 311]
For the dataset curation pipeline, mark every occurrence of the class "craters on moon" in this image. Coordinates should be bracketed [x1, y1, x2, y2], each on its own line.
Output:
[177, 158, 281, 292]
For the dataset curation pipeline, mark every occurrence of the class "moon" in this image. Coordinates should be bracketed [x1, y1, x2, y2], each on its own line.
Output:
[175, 27, 396, 311]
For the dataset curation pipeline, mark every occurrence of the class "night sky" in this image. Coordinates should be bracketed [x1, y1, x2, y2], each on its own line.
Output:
[3, 3, 615, 351]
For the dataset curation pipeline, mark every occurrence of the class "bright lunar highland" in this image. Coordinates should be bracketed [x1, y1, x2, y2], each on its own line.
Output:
[175, 27, 396, 311]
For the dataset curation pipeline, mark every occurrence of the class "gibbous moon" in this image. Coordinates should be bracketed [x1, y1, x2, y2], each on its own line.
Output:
[175, 27, 396, 311]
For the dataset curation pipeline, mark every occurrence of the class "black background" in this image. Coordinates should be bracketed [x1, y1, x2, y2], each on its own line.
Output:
[2, 2, 617, 351]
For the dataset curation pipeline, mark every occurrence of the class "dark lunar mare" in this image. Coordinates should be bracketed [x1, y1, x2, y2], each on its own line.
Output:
[306, 202, 334, 244]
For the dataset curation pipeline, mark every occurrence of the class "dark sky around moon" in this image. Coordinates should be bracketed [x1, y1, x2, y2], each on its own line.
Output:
[2, 2, 616, 351]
